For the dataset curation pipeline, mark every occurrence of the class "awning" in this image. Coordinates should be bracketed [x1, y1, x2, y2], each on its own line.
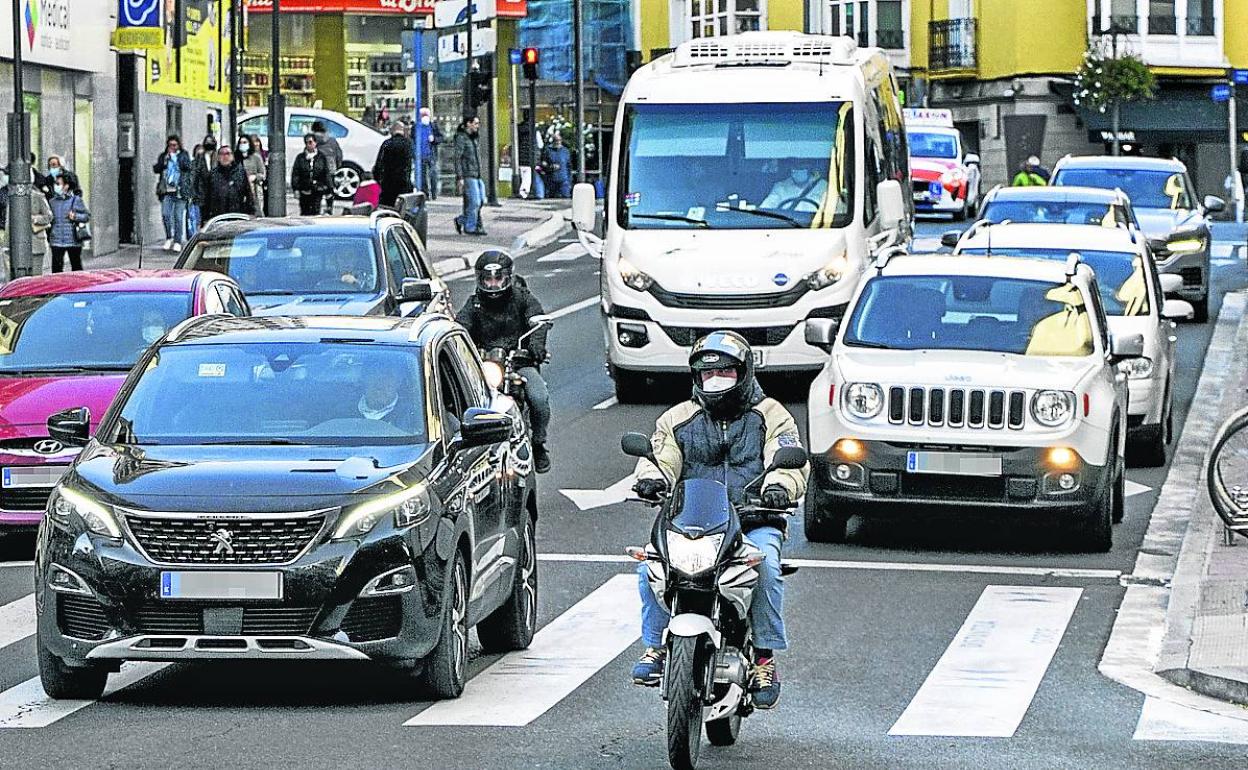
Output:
[1061, 80, 1248, 142]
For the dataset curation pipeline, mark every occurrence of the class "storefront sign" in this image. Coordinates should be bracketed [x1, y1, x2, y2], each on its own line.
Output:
[434, 0, 496, 28]
[496, 0, 526, 18]
[438, 26, 495, 62]
[113, 0, 165, 50]
[246, 0, 434, 13]
[1233, 69, 1248, 86]
[0, 0, 112, 72]
[148, 0, 230, 105]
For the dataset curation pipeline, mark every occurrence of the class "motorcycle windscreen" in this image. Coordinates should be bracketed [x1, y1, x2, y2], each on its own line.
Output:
[669, 478, 734, 536]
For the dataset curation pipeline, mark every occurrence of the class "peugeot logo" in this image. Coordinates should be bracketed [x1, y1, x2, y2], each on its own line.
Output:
[209, 528, 235, 556]
[33, 439, 64, 455]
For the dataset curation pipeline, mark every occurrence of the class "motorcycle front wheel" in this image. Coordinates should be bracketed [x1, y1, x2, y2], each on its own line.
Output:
[666, 636, 707, 770]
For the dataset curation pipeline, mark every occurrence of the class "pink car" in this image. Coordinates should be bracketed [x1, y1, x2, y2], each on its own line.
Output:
[0, 270, 249, 534]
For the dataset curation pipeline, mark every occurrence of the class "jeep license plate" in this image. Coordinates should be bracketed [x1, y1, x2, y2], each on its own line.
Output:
[906, 451, 1002, 477]
[159, 571, 283, 600]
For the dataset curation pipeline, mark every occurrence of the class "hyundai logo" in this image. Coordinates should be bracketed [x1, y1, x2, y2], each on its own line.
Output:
[33, 439, 64, 455]
[209, 528, 236, 556]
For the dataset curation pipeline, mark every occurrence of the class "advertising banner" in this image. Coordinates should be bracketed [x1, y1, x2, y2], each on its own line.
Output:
[148, 0, 231, 105]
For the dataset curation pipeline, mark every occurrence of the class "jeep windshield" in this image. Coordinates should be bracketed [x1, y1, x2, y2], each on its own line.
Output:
[181, 234, 381, 295]
[619, 102, 855, 230]
[844, 275, 1095, 357]
[959, 249, 1149, 316]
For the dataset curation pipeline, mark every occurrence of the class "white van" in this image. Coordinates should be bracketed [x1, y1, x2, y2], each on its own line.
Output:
[571, 32, 911, 400]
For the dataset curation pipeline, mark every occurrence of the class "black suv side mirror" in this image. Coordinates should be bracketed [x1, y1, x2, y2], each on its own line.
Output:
[941, 230, 963, 248]
[399, 278, 434, 303]
[48, 407, 91, 447]
[456, 408, 513, 450]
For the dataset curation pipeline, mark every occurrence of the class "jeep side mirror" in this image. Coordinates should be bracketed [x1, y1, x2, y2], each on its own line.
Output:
[1161, 298, 1195, 321]
[1158, 273, 1183, 296]
[804, 318, 840, 350]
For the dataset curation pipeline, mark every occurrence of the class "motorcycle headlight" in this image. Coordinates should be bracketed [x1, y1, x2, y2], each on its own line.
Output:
[665, 532, 724, 576]
[805, 250, 850, 291]
[333, 482, 432, 540]
[618, 258, 654, 292]
[1165, 236, 1205, 254]
[482, 360, 505, 390]
[1117, 357, 1155, 380]
[49, 487, 122, 539]
[1031, 390, 1076, 427]
[842, 383, 885, 419]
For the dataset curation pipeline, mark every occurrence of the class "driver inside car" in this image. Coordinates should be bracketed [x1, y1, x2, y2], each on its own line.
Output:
[760, 161, 828, 212]
[357, 360, 409, 427]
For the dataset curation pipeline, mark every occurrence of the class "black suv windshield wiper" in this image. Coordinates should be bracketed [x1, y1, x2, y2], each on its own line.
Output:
[722, 207, 805, 228]
[630, 213, 709, 228]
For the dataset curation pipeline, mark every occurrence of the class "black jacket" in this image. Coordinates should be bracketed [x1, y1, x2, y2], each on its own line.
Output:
[201, 162, 255, 221]
[455, 285, 548, 363]
[453, 128, 482, 180]
[291, 151, 331, 196]
[188, 155, 213, 205]
[372, 134, 415, 195]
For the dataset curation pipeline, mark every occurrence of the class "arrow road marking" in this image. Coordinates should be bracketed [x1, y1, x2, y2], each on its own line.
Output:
[560, 475, 635, 511]
[406, 574, 640, 727]
[1125, 479, 1151, 498]
[0, 663, 168, 729]
[0, 595, 34, 652]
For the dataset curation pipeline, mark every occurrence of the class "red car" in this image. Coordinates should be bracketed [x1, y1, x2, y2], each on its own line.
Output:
[0, 270, 249, 535]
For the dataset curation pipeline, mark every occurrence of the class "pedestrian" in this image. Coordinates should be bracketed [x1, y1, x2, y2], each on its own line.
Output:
[517, 113, 544, 200]
[5, 169, 53, 277]
[1011, 156, 1048, 187]
[312, 121, 343, 211]
[48, 171, 90, 273]
[417, 108, 444, 200]
[153, 135, 194, 251]
[187, 144, 214, 236]
[42, 155, 66, 200]
[371, 120, 414, 208]
[453, 115, 486, 236]
[291, 133, 331, 216]
[238, 134, 267, 216]
[200, 145, 255, 221]
[541, 132, 573, 199]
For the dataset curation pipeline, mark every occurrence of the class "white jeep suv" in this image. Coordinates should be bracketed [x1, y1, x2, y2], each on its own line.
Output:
[804, 253, 1137, 552]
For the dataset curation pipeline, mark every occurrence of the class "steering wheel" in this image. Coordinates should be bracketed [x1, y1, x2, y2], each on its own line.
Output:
[775, 195, 822, 211]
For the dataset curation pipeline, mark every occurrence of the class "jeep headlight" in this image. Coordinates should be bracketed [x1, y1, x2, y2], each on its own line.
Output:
[333, 482, 431, 540]
[665, 532, 724, 576]
[618, 258, 654, 292]
[805, 250, 849, 290]
[1031, 390, 1076, 427]
[1117, 357, 1155, 380]
[843, 383, 885, 419]
[49, 487, 122, 539]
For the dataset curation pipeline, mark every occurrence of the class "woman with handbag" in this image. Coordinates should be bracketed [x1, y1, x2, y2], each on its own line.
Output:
[48, 171, 91, 272]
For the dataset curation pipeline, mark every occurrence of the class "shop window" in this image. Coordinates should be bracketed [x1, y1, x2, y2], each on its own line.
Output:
[877, 1, 904, 48]
[1148, 0, 1177, 34]
[687, 0, 764, 40]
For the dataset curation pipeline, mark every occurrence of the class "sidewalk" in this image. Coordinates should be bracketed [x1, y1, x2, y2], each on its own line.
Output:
[75, 195, 572, 277]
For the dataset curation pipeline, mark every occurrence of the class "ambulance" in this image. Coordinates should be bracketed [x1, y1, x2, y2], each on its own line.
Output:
[905, 108, 981, 220]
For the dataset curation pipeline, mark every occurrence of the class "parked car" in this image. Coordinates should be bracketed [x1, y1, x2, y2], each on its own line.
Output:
[1050, 155, 1224, 322]
[804, 251, 1135, 551]
[953, 223, 1194, 465]
[175, 213, 450, 318]
[238, 107, 386, 199]
[34, 314, 538, 700]
[0, 270, 249, 536]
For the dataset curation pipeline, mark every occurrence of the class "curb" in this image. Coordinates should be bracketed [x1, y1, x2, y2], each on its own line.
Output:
[509, 210, 572, 254]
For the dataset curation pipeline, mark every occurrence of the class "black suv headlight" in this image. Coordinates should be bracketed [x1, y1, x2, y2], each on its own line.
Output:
[48, 487, 123, 539]
[332, 482, 432, 540]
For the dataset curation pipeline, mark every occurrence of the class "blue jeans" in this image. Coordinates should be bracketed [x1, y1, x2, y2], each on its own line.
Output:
[545, 174, 571, 199]
[516, 366, 550, 445]
[160, 195, 186, 243]
[639, 525, 787, 651]
[456, 177, 486, 233]
[187, 203, 202, 238]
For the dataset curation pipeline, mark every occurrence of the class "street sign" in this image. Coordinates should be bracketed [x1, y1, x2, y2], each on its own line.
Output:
[402, 29, 439, 72]
[1233, 69, 1248, 86]
[509, 48, 522, 65]
[434, 0, 496, 27]
[437, 26, 497, 63]
[1212, 83, 1232, 103]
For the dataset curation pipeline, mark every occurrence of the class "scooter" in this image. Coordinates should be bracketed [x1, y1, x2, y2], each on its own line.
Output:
[620, 432, 807, 770]
[479, 315, 551, 432]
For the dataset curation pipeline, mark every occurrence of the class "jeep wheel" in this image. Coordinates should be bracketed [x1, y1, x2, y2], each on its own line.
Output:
[1131, 423, 1167, 469]
[1076, 472, 1115, 552]
[803, 480, 850, 544]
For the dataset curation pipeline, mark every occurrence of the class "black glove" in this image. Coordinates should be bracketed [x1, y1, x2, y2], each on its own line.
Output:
[633, 478, 669, 502]
[760, 485, 790, 510]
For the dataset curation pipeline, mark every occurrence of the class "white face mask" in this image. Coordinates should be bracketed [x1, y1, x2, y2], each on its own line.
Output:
[142, 325, 164, 344]
[420, 116, 431, 125]
[701, 372, 738, 394]
[790, 169, 811, 185]
[238, 142, 250, 153]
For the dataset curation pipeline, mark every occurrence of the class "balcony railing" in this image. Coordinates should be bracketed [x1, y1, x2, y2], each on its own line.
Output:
[877, 28, 905, 50]
[1148, 15, 1177, 34]
[929, 18, 977, 74]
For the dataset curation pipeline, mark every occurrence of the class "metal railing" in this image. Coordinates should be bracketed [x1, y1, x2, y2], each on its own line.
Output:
[928, 18, 977, 73]
[1206, 406, 1248, 544]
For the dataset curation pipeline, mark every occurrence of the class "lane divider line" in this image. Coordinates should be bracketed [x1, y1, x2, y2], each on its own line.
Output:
[0, 595, 34, 652]
[547, 296, 598, 320]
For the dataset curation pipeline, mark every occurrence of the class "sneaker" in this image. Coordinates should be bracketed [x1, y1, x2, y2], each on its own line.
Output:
[163, 239, 174, 251]
[751, 657, 781, 709]
[173, 242, 184, 252]
[533, 443, 551, 474]
[631, 647, 666, 686]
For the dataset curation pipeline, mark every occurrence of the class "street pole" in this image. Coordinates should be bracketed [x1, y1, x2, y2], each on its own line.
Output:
[1230, 83, 1244, 223]
[413, 30, 424, 197]
[529, 76, 538, 191]
[227, 0, 241, 143]
[266, 0, 287, 216]
[463, 2, 474, 117]
[485, 53, 499, 205]
[572, 0, 586, 183]
[7, 0, 33, 280]
[510, 60, 520, 198]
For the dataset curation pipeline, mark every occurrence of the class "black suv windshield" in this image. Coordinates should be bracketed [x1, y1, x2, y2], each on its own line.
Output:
[1053, 167, 1192, 210]
[182, 233, 381, 295]
[959, 248, 1149, 317]
[0, 292, 192, 373]
[114, 343, 427, 446]
[844, 275, 1095, 357]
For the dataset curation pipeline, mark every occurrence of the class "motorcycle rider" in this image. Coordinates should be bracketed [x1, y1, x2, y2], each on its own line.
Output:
[630, 331, 808, 709]
[455, 250, 553, 473]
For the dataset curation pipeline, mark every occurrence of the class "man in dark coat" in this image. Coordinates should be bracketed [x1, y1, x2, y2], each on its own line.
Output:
[371, 120, 414, 208]
[200, 146, 255, 221]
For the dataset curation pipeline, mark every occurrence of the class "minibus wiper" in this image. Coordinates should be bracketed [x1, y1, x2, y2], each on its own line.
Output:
[727, 208, 804, 228]
[631, 213, 709, 228]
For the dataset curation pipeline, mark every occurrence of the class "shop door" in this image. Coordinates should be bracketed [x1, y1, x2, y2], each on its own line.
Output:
[74, 99, 94, 206]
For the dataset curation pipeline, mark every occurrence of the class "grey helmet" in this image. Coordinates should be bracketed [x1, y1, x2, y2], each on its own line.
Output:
[689, 330, 756, 419]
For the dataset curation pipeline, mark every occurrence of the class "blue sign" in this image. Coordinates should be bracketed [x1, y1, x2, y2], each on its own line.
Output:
[119, 0, 160, 28]
[773, 273, 789, 287]
[1233, 69, 1248, 86]
[510, 48, 522, 65]
[1212, 83, 1232, 103]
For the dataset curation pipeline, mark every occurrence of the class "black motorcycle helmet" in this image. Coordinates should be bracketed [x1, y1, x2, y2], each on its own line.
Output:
[689, 330, 756, 420]
[475, 249, 515, 301]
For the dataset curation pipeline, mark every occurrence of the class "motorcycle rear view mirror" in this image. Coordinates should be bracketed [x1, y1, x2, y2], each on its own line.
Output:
[529, 314, 554, 327]
[770, 446, 808, 470]
[621, 432, 654, 460]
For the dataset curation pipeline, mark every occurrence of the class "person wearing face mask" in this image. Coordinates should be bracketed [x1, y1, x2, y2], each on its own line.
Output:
[238, 135, 267, 216]
[139, 310, 169, 349]
[42, 155, 66, 200]
[47, 171, 90, 273]
[417, 108, 444, 200]
[760, 162, 829, 212]
[291, 134, 331, 216]
[628, 331, 808, 710]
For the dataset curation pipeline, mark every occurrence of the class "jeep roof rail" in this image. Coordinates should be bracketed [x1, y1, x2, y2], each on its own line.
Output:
[1065, 251, 1084, 277]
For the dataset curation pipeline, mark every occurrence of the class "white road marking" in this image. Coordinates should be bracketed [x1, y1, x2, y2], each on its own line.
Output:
[912, 238, 943, 251]
[1211, 243, 1236, 259]
[1124, 479, 1151, 498]
[536, 553, 1121, 580]
[560, 476, 636, 512]
[406, 574, 640, 727]
[591, 396, 618, 411]
[1134, 696, 1248, 744]
[547, 296, 599, 320]
[0, 663, 167, 729]
[1212, 258, 1237, 267]
[0, 595, 34, 652]
[537, 244, 587, 262]
[890, 585, 1082, 737]
[0, 562, 34, 569]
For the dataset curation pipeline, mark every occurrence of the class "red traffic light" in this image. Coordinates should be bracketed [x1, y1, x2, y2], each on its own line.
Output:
[523, 47, 539, 65]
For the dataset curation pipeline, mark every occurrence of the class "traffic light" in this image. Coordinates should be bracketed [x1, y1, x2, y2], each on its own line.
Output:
[522, 48, 540, 81]
[469, 70, 493, 109]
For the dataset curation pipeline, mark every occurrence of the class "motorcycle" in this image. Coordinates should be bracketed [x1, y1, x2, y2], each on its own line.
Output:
[620, 432, 807, 770]
[479, 315, 551, 433]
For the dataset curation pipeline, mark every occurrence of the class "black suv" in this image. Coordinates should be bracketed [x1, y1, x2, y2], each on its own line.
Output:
[34, 314, 538, 699]
[175, 212, 451, 319]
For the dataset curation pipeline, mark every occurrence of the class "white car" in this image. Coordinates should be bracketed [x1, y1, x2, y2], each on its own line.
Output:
[804, 252, 1136, 552]
[953, 223, 1193, 465]
[238, 107, 387, 199]
[904, 108, 981, 220]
